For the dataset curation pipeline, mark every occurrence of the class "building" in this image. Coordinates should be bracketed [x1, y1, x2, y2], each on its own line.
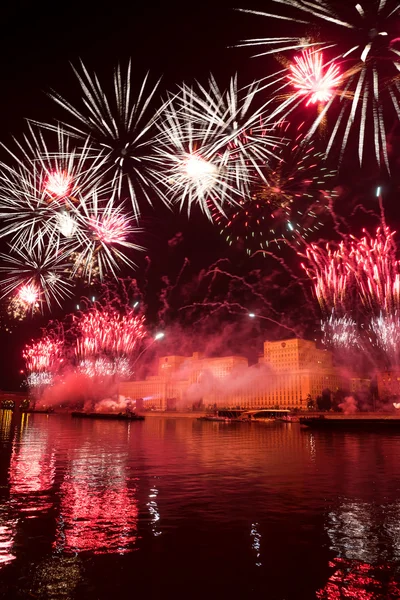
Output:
[376, 371, 400, 399]
[120, 339, 345, 410]
[119, 353, 248, 410]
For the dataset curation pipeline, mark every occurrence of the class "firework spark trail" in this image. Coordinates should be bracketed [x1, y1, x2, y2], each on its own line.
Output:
[178, 300, 299, 334]
[173, 260, 305, 334]
[154, 76, 282, 219]
[238, 0, 400, 168]
[213, 121, 337, 254]
[156, 257, 191, 328]
[74, 304, 147, 378]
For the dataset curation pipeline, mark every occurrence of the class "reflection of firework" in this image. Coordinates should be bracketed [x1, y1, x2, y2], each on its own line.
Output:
[155, 76, 281, 219]
[239, 1, 400, 168]
[214, 125, 336, 253]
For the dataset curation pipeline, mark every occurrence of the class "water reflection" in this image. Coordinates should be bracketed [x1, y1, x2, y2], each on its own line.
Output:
[0, 409, 13, 441]
[147, 482, 161, 537]
[28, 556, 85, 599]
[316, 558, 400, 599]
[250, 522, 262, 567]
[1, 415, 400, 598]
[327, 500, 400, 563]
[0, 511, 17, 567]
[54, 448, 138, 555]
[9, 415, 56, 513]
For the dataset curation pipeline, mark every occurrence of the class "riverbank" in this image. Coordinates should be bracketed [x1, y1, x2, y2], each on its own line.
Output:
[140, 411, 205, 418]
[140, 410, 400, 420]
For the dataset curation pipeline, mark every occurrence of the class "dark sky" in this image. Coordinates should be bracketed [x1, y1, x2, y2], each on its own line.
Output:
[0, 1, 399, 390]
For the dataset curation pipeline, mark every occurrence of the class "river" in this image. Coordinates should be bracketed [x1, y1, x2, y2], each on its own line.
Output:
[0, 410, 400, 599]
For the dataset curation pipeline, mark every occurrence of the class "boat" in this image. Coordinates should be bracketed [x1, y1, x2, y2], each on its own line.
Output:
[71, 411, 145, 421]
[300, 415, 400, 430]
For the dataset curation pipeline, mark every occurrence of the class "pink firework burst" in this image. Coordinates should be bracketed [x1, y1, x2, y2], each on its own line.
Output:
[23, 337, 62, 373]
[18, 283, 40, 306]
[90, 214, 130, 245]
[44, 170, 72, 199]
[287, 50, 342, 106]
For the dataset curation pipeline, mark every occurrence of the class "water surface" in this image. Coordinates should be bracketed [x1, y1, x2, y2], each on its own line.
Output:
[0, 410, 400, 599]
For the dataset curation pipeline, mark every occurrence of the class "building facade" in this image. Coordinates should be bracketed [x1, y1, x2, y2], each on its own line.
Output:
[120, 339, 345, 410]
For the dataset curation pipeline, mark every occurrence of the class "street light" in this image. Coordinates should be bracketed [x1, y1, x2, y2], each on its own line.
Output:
[247, 312, 295, 335]
[132, 332, 165, 370]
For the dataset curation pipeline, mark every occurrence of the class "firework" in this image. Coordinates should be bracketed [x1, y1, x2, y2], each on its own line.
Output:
[44, 61, 166, 217]
[72, 193, 144, 281]
[238, 1, 400, 168]
[0, 126, 105, 251]
[287, 49, 342, 106]
[321, 313, 359, 349]
[23, 336, 63, 388]
[303, 226, 400, 364]
[75, 306, 147, 379]
[0, 243, 73, 309]
[154, 76, 282, 219]
[214, 122, 336, 253]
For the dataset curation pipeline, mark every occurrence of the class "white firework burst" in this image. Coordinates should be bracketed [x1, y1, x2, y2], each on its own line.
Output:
[43, 61, 167, 217]
[154, 75, 283, 219]
[0, 241, 74, 309]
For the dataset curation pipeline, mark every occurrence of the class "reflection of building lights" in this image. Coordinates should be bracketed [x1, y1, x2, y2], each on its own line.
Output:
[147, 486, 161, 537]
[0, 521, 17, 567]
[250, 522, 262, 567]
[326, 500, 400, 564]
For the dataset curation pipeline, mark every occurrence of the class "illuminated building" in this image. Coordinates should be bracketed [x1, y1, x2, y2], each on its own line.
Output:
[120, 339, 345, 410]
[120, 353, 248, 409]
[376, 370, 400, 399]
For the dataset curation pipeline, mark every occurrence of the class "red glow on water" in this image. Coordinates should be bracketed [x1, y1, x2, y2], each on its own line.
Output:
[288, 50, 341, 106]
[44, 170, 72, 198]
[55, 470, 138, 554]
[316, 558, 400, 599]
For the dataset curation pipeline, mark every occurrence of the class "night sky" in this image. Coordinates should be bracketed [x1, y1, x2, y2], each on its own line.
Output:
[0, 0, 399, 390]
